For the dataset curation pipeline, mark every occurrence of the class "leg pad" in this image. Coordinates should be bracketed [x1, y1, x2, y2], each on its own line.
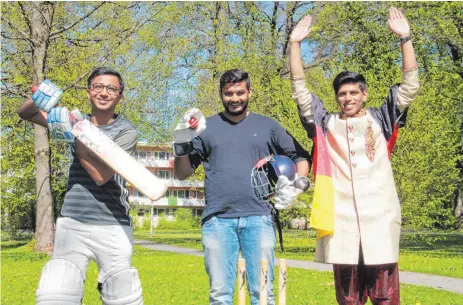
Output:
[100, 268, 143, 305]
[36, 259, 84, 305]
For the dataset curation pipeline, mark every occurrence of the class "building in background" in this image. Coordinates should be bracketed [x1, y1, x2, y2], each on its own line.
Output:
[128, 142, 205, 223]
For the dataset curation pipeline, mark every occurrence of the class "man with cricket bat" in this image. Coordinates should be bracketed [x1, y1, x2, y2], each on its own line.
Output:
[173, 69, 311, 305]
[18, 67, 143, 305]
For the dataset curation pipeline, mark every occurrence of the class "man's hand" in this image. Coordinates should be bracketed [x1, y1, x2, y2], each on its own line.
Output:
[273, 175, 310, 210]
[47, 106, 74, 142]
[290, 15, 313, 44]
[173, 108, 206, 156]
[387, 7, 410, 38]
[31, 80, 63, 112]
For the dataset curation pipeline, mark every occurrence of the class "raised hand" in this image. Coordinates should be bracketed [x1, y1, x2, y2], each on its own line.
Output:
[173, 108, 206, 156]
[31, 80, 63, 112]
[290, 15, 313, 44]
[387, 7, 410, 38]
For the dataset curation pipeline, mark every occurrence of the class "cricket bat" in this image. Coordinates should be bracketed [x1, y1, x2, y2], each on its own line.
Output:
[259, 258, 269, 305]
[238, 258, 247, 305]
[278, 259, 287, 305]
[70, 111, 167, 201]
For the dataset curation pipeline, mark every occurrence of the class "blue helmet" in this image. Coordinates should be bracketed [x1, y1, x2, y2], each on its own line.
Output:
[251, 155, 297, 200]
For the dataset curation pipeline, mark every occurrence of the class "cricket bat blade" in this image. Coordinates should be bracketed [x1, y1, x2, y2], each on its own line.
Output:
[71, 119, 167, 201]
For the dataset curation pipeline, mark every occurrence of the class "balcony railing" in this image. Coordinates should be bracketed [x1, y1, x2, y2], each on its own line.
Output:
[136, 158, 171, 168]
[166, 179, 204, 188]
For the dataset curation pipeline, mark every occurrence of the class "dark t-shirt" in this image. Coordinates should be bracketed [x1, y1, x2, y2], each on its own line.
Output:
[189, 112, 310, 221]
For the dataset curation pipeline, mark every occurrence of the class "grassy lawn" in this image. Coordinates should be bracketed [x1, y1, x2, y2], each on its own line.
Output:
[134, 229, 463, 279]
[2, 242, 462, 305]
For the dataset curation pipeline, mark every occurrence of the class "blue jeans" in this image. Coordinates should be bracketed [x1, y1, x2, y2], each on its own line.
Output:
[202, 215, 276, 305]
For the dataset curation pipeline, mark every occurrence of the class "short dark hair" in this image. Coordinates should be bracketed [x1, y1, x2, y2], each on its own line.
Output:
[219, 69, 251, 93]
[333, 71, 367, 94]
[87, 67, 124, 93]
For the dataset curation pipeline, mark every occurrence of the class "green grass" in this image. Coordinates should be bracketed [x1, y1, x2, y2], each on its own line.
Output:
[2, 244, 462, 305]
[134, 229, 463, 278]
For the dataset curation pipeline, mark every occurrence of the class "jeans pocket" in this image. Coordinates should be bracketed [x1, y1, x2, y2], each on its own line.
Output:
[261, 214, 274, 226]
[201, 215, 217, 228]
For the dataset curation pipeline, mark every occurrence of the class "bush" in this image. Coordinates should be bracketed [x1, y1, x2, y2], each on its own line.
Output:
[156, 209, 201, 230]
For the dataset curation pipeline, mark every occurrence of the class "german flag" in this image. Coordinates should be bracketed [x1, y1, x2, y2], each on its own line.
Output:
[309, 125, 335, 239]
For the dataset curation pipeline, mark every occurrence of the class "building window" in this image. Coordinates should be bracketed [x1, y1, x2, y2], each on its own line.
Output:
[137, 151, 146, 159]
[156, 170, 171, 180]
[193, 209, 203, 217]
[134, 189, 146, 199]
[159, 151, 170, 160]
[177, 190, 190, 199]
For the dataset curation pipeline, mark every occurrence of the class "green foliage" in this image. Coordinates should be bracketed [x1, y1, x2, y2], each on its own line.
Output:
[393, 72, 462, 229]
[1, 99, 36, 234]
[130, 208, 151, 230]
[155, 209, 201, 230]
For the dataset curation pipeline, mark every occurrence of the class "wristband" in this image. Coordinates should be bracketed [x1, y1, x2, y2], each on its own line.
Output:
[173, 142, 193, 157]
[399, 35, 411, 44]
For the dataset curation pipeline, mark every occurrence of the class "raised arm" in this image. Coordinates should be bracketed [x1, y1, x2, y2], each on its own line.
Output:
[17, 98, 48, 127]
[387, 6, 419, 111]
[17, 80, 65, 127]
[174, 156, 195, 181]
[289, 15, 315, 120]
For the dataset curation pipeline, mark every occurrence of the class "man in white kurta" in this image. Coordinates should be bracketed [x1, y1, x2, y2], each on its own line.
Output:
[289, 7, 419, 305]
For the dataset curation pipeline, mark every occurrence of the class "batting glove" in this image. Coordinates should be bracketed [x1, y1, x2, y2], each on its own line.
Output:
[173, 108, 206, 156]
[273, 174, 310, 210]
[47, 107, 74, 143]
[32, 80, 63, 112]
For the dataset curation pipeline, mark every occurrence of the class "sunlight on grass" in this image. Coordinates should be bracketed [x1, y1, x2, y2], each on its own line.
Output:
[134, 229, 463, 278]
[2, 244, 462, 305]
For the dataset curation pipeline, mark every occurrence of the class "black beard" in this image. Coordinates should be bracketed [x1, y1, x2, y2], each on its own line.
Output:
[223, 101, 248, 116]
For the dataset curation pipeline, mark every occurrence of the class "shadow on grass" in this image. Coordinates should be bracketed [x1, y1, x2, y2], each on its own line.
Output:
[399, 232, 463, 257]
[277, 246, 316, 253]
[0, 240, 29, 250]
[133, 228, 463, 258]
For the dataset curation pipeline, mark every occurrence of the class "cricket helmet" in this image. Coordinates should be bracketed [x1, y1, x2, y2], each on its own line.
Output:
[251, 155, 297, 200]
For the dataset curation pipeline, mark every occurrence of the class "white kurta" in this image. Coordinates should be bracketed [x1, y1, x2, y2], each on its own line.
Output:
[291, 69, 419, 265]
[314, 112, 401, 264]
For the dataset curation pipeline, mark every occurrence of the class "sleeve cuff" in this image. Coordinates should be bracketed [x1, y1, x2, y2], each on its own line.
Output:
[402, 67, 419, 82]
[291, 76, 306, 81]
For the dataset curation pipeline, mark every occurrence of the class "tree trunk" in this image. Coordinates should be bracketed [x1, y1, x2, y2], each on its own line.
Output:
[455, 186, 463, 229]
[31, 2, 55, 254]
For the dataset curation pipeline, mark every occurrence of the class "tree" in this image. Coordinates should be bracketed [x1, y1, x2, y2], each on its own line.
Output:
[1, 1, 169, 252]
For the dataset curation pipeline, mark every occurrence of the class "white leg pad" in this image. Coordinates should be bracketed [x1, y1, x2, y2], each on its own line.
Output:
[36, 259, 84, 305]
[100, 268, 143, 305]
